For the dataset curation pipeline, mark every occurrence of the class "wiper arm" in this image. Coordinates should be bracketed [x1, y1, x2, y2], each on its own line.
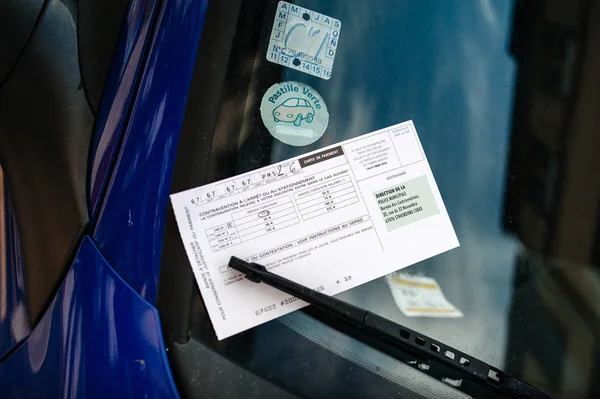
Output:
[229, 256, 550, 399]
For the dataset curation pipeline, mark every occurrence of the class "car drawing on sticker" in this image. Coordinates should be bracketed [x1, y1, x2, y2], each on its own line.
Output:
[273, 98, 315, 126]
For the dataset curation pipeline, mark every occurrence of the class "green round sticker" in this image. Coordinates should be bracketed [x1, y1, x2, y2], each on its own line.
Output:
[260, 81, 329, 146]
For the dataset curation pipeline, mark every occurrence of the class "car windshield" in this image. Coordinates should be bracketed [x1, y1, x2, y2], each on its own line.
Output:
[161, 1, 600, 397]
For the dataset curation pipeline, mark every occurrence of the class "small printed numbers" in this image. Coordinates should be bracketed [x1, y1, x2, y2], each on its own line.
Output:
[255, 304, 277, 316]
[336, 276, 352, 284]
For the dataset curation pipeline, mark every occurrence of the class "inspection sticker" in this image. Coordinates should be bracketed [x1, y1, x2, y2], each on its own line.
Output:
[171, 120, 459, 340]
[260, 81, 329, 146]
[386, 273, 463, 318]
[267, 1, 341, 79]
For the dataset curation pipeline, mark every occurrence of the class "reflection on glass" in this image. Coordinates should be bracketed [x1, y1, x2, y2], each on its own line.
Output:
[185, 0, 600, 397]
[502, 0, 600, 397]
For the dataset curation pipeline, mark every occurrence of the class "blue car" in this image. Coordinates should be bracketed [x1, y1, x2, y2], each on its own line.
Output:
[1, 0, 598, 398]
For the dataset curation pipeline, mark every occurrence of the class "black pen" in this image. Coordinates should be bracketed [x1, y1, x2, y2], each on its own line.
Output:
[228, 256, 550, 399]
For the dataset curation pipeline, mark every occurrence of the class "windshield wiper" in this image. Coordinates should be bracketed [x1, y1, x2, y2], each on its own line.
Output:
[229, 257, 551, 399]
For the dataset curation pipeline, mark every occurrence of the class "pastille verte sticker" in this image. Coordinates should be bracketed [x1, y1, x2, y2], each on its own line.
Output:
[260, 81, 329, 147]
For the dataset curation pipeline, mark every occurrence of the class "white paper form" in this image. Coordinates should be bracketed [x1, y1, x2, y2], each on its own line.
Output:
[170, 121, 459, 340]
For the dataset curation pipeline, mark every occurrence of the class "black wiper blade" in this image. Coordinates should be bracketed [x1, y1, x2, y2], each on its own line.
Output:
[229, 256, 551, 399]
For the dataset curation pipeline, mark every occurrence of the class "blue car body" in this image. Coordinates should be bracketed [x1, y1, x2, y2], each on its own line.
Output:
[0, 0, 209, 396]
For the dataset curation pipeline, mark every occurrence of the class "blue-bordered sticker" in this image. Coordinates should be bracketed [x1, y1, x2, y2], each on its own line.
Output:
[260, 81, 329, 146]
[267, 1, 341, 80]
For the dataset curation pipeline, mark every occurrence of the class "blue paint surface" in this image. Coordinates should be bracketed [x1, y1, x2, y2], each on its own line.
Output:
[0, 237, 179, 399]
[93, 0, 209, 302]
[88, 0, 161, 216]
[0, 0, 210, 394]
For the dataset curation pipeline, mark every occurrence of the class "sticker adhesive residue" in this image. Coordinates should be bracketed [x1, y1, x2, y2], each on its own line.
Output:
[260, 81, 329, 146]
[267, 1, 341, 79]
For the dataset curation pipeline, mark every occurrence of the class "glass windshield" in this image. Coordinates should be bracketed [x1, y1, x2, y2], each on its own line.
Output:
[162, 0, 600, 397]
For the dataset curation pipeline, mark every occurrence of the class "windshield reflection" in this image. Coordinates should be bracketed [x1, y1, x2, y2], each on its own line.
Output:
[502, 0, 600, 396]
[199, 0, 600, 397]
[269, 0, 518, 371]
[268, 0, 600, 397]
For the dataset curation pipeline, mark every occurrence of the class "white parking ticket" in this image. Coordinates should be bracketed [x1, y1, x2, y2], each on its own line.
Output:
[170, 121, 459, 340]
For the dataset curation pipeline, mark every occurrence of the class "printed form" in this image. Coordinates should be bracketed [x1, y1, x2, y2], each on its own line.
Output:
[171, 121, 459, 340]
